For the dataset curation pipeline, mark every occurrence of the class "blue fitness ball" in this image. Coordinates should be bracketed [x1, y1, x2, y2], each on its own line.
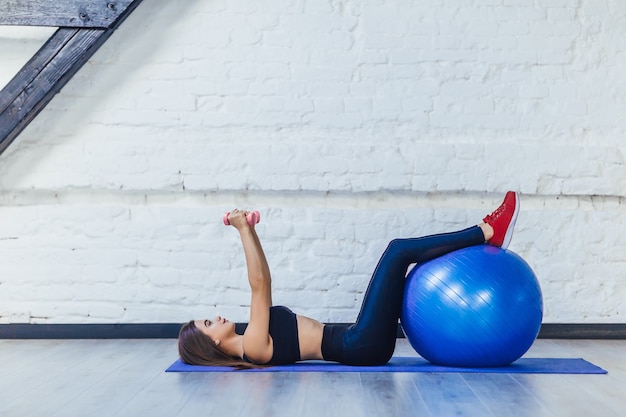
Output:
[401, 245, 543, 367]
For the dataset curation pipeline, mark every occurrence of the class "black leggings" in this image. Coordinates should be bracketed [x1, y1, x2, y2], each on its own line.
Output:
[321, 226, 485, 365]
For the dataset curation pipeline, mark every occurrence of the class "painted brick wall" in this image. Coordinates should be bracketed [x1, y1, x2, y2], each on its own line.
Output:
[0, 0, 624, 324]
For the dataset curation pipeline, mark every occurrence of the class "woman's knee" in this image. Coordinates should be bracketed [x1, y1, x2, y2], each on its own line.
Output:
[384, 238, 413, 264]
[386, 238, 403, 252]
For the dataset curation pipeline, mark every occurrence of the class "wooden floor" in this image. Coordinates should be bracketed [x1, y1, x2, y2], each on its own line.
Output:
[0, 338, 624, 417]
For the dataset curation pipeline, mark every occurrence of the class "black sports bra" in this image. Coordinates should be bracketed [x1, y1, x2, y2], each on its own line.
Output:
[244, 306, 301, 365]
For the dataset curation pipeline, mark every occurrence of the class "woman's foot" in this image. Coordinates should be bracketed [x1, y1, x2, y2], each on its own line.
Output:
[482, 191, 520, 249]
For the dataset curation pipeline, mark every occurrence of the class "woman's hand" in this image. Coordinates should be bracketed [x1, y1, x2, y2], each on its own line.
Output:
[225, 209, 253, 231]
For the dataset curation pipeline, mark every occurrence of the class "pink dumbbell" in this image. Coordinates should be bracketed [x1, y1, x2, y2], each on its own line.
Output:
[223, 210, 260, 226]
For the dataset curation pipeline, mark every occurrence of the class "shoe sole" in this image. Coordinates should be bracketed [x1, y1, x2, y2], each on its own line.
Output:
[501, 192, 520, 250]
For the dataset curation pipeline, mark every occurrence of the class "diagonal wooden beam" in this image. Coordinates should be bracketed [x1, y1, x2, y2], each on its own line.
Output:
[0, 28, 106, 155]
[0, 29, 80, 116]
[0, 0, 143, 157]
[0, 0, 136, 29]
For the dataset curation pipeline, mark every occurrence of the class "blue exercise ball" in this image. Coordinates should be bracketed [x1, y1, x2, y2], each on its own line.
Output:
[401, 245, 543, 367]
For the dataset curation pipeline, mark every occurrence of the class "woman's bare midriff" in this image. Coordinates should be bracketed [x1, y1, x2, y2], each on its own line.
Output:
[296, 315, 325, 360]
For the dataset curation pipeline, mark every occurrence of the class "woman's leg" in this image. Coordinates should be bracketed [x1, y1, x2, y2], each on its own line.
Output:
[338, 191, 520, 365]
[341, 226, 485, 365]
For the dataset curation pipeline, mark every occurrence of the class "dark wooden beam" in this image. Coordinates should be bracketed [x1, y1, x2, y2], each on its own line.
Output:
[0, 0, 143, 156]
[0, 0, 136, 28]
[0, 28, 105, 155]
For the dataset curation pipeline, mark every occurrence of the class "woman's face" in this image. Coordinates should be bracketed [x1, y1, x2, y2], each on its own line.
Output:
[194, 316, 236, 343]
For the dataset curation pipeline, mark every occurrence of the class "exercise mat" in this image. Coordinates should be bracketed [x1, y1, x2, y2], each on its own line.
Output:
[166, 357, 607, 374]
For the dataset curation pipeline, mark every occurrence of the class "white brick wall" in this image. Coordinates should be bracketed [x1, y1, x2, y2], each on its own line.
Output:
[0, 0, 625, 324]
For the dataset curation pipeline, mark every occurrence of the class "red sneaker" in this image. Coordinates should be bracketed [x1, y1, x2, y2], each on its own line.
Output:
[483, 191, 520, 249]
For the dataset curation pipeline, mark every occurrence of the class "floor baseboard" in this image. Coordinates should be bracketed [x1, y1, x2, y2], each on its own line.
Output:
[1, 323, 625, 339]
[537, 323, 626, 339]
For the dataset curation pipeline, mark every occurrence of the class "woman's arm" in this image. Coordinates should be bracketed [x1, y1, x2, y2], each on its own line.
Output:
[227, 210, 273, 363]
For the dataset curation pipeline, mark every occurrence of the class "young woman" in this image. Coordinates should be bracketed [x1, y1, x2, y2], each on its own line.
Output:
[178, 192, 520, 368]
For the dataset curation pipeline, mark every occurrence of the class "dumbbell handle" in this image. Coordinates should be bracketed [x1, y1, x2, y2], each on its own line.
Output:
[223, 210, 260, 226]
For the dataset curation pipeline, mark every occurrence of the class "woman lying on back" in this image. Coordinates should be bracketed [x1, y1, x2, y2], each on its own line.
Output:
[178, 192, 520, 368]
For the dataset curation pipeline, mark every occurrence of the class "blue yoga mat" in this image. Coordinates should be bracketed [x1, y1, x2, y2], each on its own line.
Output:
[166, 357, 607, 374]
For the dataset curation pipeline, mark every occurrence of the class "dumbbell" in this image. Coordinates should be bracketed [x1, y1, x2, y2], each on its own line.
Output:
[223, 210, 260, 226]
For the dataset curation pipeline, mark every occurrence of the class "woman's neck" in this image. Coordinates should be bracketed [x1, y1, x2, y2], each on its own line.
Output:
[221, 334, 245, 359]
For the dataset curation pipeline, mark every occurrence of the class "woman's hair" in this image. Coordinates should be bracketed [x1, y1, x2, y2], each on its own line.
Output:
[178, 320, 265, 370]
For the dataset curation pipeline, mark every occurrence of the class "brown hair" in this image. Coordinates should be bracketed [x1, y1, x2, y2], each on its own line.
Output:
[178, 320, 266, 370]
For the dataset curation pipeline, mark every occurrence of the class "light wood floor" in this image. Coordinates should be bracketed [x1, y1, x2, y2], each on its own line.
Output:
[0, 338, 624, 417]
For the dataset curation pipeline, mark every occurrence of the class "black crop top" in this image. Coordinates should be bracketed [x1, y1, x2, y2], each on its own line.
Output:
[244, 306, 301, 365]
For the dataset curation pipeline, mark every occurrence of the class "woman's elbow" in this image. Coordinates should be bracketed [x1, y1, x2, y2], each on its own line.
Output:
[249, 274, 271, 289]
